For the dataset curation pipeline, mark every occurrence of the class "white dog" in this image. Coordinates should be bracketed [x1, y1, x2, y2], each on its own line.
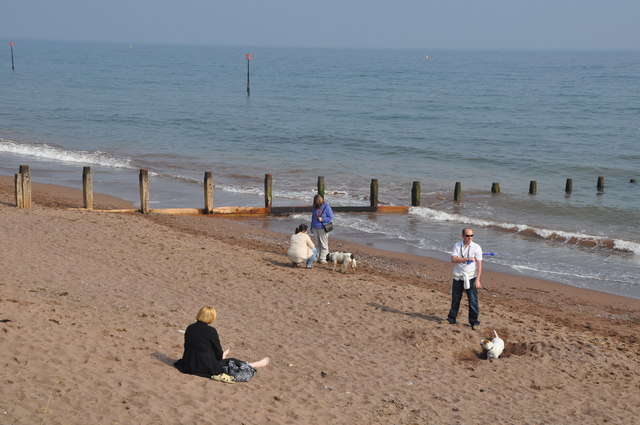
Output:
[480, 330, 505, 359]
[325, 252, 357, 273]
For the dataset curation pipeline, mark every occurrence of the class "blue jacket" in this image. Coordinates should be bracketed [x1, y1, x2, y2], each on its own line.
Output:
[311, 202, 334, 229]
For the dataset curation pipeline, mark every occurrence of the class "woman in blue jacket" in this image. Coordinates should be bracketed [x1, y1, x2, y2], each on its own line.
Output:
[310, 194, 334, 263]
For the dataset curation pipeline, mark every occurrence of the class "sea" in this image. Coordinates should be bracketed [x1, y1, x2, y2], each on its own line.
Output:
[2, 39, 639, 299]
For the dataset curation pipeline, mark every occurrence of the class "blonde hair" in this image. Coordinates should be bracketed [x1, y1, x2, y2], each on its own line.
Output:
[196, 306, 217, 324]
[313, 194, 324, 208]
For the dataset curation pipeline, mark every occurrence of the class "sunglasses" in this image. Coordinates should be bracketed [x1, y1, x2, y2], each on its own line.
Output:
[463, 234, 474, 237]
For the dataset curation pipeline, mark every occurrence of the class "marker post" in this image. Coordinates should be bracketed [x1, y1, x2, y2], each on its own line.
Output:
[10, 41, 15, 70]
[246, 53, 251, 96]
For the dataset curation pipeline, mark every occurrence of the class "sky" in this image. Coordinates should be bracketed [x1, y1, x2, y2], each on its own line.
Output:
[1, 0, 639, 50]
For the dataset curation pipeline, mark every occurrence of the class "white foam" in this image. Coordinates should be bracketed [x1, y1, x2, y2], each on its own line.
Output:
[613, 239, 640, 255]
[510, 264, 595, 280]
[156, 173, 198, 183]
[332, 215, 417, 242]
[217, 184, 262, 195]
[409, 206, 494, 227]
[509, 264, 637, 285]
[409, 206, 638, 254]
[0, 138, 133, 169]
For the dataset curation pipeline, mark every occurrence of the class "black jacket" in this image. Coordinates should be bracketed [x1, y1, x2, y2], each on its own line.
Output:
[174, 321, 224, 377]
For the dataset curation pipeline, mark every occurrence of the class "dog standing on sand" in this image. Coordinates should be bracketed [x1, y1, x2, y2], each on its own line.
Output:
[480, 330, 505, 359]
[325, 252, 357, 273]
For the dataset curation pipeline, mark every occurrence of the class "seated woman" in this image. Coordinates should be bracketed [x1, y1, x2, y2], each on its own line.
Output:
[287, 223, 317, 268]
[174, 306, 269, 383]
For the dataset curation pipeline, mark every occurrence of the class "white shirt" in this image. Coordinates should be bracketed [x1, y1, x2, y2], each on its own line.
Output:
[451, 240, 483, 276]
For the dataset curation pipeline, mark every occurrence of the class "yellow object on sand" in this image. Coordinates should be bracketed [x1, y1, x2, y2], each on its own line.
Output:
[212, 373, 235, 384]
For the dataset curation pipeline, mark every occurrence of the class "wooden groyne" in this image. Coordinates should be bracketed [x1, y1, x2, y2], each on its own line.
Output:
[12, 165, 633, 215]
[12, 166, 414, 216]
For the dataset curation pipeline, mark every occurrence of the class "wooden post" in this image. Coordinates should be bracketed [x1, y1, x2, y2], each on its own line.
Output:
[454, 182, 461, 201]
[565, 178, 573, 193]
[204, 171, 214, 214]
[82, 166, 93, 210]
[597, 176, 605, 192]
[264, 173, 272, 209]
[491, 182, 500, 193]
[246, 53, 251, 96]
[411, 181, 421, 206]
[370, 179, 378, 208]
[631, 179, 637, 184]
[10, 41, 15, 71]
[529, 180, 537, 195]
[19, 165, 31, 208]
[317, 176, 325, 199]
[14, 173, 23, 208]
[139, 169, 149, 214]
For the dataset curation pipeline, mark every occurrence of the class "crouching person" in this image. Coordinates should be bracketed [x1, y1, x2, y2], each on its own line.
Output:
[287, 223, 317, 269]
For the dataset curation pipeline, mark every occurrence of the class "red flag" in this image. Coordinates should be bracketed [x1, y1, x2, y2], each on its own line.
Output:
[246, 53, 252, 61]
[9, 42, 14, 47]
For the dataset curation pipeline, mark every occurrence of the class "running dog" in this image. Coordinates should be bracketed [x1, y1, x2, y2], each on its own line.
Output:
[325, 252, 357, 273]
[480, 330, 505, 359]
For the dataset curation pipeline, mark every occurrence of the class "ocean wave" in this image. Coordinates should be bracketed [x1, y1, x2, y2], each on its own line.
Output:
[217, 184, 263, 196]
[152, 173, 197, 182]
[215, 183, 365, 206]
[0, 138, 134, 169]
[410, 206, 640, 255]
[510, 264, 598, 280]
[509, 264, 638, 285]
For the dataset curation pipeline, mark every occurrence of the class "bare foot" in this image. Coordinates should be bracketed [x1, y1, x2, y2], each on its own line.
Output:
[249, 357, 270, 368]
[223, 348, 230, 359]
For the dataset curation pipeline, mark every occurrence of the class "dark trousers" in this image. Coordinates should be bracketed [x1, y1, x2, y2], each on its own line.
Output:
[447, 278, 480, 326]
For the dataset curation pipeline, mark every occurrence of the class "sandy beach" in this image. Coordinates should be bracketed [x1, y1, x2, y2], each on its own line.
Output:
[1, 176, 639, 425]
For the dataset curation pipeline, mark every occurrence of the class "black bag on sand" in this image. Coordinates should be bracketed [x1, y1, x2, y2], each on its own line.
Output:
[222, 358, 256, 382]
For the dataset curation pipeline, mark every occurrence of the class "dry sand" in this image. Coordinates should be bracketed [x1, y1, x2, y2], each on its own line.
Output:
[1, 177, 639, 424]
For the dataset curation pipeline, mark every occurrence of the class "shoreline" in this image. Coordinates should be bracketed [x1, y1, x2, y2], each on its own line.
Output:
[1, 176, 639, 424]
[2, 174, 638, 308]
[3, 165, 639, 301]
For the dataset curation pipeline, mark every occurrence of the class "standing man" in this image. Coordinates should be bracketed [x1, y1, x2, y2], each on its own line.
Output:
[447, 228, 483, 330]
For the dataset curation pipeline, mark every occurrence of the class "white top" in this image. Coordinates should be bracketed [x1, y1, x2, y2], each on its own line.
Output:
[287, 232, 315, 263]
[451, 240, 483, 276]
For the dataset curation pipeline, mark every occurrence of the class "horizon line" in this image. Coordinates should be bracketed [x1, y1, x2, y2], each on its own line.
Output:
[2, 36, 639, 53]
